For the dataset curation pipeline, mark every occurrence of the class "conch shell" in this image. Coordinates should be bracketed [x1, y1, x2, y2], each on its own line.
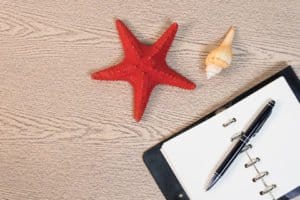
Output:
[205, 26, 235, 79]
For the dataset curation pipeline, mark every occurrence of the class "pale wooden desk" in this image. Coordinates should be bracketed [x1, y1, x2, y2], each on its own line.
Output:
[0, 1, 299, 199]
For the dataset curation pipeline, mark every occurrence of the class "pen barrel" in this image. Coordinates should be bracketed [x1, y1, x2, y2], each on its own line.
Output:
[216, 140, 246, 174]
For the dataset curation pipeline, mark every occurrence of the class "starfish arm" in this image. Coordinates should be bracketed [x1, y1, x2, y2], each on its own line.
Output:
[91, 63, 132, 81]
[150, 23, 178, 59]
[155, 65, 196, 89]
[116, 20, 142, 61]
[130, 73, 156, 121]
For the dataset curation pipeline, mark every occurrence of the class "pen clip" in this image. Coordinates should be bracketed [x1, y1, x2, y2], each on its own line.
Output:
[253, 111, 272, 137]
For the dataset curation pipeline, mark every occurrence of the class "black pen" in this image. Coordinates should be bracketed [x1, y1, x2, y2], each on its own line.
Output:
[205, 99, 276, 191]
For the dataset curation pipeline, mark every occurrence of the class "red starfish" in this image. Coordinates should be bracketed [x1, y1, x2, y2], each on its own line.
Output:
[91, 20, 196, 121]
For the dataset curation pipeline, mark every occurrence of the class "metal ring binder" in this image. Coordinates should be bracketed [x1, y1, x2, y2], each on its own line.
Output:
[241, 144, 252, 153]
[231, 136, 277, 200]
[230, 131, 243, 141]
[260, 184, 277, 195]
[222, 117, 237, 127]
[244, 157, 260, 168]
[252, 171, 269, 182]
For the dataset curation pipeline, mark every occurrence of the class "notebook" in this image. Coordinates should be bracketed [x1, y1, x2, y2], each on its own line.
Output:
[160, 75, 300, 199]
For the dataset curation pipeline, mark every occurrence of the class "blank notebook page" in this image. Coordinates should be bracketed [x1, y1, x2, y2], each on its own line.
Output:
[161, 77, 300, 200]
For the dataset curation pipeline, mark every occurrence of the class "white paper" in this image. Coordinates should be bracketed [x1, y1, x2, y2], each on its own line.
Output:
[161, 77, 300, 200]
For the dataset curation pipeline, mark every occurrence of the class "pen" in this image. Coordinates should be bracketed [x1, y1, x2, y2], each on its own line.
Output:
[205, 99, 276, 191]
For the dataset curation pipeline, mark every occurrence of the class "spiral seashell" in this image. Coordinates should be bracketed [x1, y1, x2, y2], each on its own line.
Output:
[205, 26, 235, 79]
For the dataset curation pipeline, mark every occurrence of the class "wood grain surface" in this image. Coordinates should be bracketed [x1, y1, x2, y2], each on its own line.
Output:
[0, 1, 299, 199]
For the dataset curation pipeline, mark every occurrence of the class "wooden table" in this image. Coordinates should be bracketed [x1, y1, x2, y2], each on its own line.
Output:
[0, 1, 299, 199]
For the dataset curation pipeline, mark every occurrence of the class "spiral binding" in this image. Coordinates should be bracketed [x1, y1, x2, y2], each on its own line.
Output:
[231, 132, 277, 200]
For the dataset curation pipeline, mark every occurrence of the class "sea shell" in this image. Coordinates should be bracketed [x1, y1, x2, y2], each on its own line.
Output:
[205, 26, 235, 79]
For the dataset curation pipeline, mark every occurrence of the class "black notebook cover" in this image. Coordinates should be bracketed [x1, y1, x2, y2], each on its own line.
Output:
[143, 66, 300, 200]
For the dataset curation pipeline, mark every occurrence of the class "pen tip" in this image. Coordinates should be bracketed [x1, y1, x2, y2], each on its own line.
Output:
[205, 182, 214, 191]
[205, 173, 220, 192]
